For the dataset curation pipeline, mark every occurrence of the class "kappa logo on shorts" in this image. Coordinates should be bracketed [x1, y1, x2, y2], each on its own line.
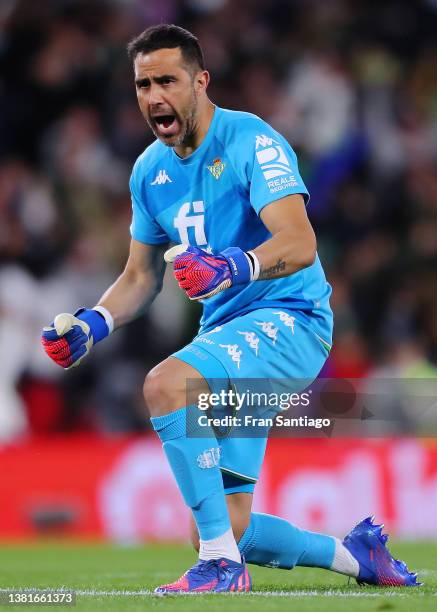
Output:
[197, 447, 221, 469]
[237, 331, 260, 356]
[219, 343, 242, 369]
[254, 321, 279, 345]
[273, 311, 295, 334]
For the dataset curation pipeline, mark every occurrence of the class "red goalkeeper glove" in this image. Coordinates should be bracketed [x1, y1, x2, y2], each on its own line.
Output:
[166, 245, 258, 300]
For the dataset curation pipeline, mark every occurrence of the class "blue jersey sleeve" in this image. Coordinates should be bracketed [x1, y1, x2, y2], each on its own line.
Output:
[129, 163, 169, 245]
[240, 122, 309, 215]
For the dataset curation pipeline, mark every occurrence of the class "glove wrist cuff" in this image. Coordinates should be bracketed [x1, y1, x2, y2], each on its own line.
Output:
[220, 247, 251, 285]
[74, 308, 110, 344]
[93, 305, 114, 335]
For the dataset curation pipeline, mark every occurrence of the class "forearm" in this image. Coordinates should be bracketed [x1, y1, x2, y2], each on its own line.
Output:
[97, 269, 161, 330]
[41, 241, 166, 369]
[252, 226, 317, 280]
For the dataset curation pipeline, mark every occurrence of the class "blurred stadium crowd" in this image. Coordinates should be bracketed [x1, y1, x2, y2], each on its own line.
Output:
[1, 0, 437, 441]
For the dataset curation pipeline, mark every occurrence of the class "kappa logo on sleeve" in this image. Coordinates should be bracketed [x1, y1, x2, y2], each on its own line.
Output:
[255, 134, 299, 193]
[255, 135, 277, 149]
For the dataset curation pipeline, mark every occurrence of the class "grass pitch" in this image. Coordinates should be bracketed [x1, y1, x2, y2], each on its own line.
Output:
[0, 541, 436, 611]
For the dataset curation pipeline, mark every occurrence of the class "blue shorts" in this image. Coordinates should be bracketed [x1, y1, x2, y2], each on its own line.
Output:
[172, 308, 331, 494]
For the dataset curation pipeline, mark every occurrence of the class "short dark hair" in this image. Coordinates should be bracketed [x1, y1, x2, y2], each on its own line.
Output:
[127, 24, 205, 72]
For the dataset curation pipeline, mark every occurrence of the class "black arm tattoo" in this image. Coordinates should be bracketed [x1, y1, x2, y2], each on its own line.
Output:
[258, 258, 286, 279]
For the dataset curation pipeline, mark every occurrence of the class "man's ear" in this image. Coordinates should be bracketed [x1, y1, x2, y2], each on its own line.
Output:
[195, 70, 210, 93]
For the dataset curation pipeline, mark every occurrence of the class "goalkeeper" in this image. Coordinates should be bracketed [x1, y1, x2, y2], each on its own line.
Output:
[41, 24, 418, 593]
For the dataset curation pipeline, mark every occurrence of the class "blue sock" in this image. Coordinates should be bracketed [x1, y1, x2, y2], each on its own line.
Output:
[238, 513, 335, 569]
[151, 407, 230, 541]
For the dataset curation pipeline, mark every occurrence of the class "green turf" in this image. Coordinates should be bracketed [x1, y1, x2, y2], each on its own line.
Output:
[0, 542, 435, 611]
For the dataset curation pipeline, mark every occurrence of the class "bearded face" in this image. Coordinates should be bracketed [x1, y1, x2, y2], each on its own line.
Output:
[149, 85, 198, 147]
[134, 47, 202, 149]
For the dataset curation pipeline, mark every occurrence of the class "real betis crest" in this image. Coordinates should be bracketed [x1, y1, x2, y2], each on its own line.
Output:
[207, 158, 225, 180]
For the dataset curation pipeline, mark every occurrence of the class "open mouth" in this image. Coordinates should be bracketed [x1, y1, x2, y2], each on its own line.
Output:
[155, 115, 175, 128]
[153, 114, 180, 137]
